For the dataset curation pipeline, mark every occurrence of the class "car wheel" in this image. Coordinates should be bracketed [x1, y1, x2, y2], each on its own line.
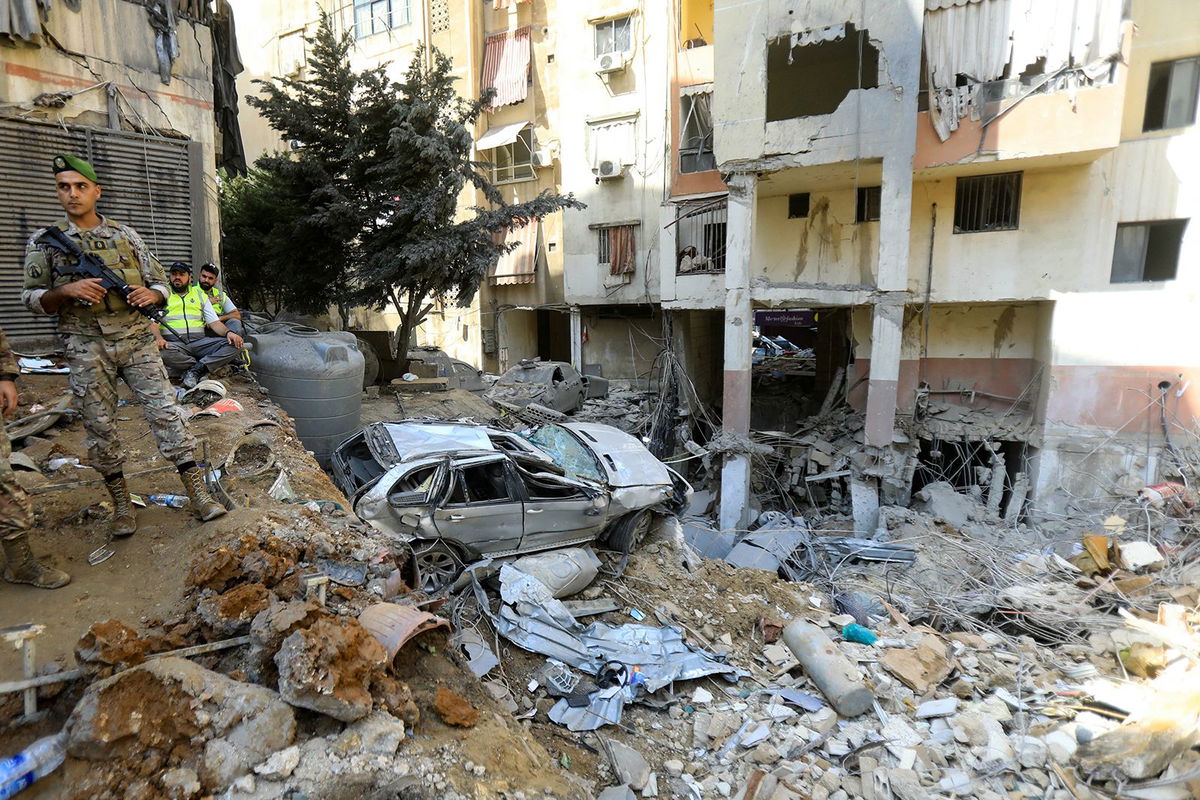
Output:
[412, 540, 462, 593]
[604, 509, 654, 554]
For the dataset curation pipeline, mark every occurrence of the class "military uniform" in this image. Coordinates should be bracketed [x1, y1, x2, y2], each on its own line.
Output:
[21, 154, 225, 532]
[0, 325, 69, 588]
[21, 216, 198, 475]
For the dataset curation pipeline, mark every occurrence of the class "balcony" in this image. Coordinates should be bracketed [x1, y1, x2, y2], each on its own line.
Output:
[916, 69, 1127, 172]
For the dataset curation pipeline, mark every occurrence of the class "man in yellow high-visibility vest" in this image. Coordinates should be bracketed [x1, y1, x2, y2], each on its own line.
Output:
[153, 262, 244, 388]
[197, 262, 243, 335]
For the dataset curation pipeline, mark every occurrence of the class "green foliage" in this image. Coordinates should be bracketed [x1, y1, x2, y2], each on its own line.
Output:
[222, 13, 582, 350]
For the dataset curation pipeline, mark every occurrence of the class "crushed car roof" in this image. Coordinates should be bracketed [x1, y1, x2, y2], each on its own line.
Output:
[366, 421, 495, 465]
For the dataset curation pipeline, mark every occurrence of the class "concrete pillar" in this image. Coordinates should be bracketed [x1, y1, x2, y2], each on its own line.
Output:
[719, 172, 757, 532]
[864, 299, 904, 446]
[569, 305, 583, 370]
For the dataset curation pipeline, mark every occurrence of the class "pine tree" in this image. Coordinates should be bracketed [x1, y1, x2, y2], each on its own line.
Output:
[228, 14, 582, 358]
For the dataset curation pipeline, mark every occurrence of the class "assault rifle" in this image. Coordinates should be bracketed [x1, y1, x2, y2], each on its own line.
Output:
[36, 226, 184, 343]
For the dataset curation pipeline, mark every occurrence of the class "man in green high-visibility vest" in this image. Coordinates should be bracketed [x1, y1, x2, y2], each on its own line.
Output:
[153, 262, 244, 388]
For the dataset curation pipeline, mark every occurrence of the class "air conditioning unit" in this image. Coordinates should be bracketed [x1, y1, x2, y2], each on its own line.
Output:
[594, 52, 629, 74]
[594, 159, 624, 180]
[531, 148, 555, 168]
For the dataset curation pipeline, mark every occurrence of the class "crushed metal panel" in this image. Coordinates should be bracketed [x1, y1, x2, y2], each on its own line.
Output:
[370, 422, 494, 466]
[563, 423, 672, 488]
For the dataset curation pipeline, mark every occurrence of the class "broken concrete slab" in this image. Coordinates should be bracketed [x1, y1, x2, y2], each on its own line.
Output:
[275, 616, 387, 722]
[253, 745, 300, 781]
[879, 634, 952, 694]
[911, 481, 978, 529]
[602, 738, 650, 791]
[66, 657, 296, 792]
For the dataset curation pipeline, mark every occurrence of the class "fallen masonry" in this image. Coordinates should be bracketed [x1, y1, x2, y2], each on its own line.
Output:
[2, 371, 1200, 800]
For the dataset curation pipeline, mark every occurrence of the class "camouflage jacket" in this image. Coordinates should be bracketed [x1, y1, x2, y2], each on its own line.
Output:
[0, 326, 18, 379]
[21, 216, 169, 337]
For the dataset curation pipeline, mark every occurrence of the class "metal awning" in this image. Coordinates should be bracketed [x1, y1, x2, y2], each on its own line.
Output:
[476, 120, 529, 152]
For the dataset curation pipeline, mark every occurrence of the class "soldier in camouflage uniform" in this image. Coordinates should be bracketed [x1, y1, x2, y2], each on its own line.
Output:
[21, 154, 226, 538]
[0, 326, 70, 588]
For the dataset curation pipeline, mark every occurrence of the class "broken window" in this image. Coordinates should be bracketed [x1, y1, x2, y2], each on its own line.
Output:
[489, 127, 534, 184]
[679, 90, 715, 173]
[953, 172, 1021, 233]
[1110, 220, 1187, 283]
[449, 462, 514, 505]
[855, 186, 881, 223]
[387, 465, 437, 506]
[353, 0, 411, 38]
[766, 23, 879, 122]
[1143, 56, 1200, 132]
[519, 468, 587, 500]
[594, 15, 632, 58]
[788, 193, 810, 219]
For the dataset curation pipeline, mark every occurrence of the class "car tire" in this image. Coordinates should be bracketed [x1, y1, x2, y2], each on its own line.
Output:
[411, 540, 463, 593]
[604, 509, 654, 554]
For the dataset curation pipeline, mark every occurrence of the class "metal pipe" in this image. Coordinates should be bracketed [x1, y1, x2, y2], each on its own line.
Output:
[0, 635, 251, 696]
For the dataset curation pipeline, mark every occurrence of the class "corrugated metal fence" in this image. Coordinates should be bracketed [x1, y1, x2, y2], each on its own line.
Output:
[0, 116, 195, 341]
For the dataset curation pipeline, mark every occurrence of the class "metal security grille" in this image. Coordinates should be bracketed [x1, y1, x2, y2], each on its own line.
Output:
[954, 172, 1022, 233]
[0, 116, 195, 340]
[674, 197, 727, 273]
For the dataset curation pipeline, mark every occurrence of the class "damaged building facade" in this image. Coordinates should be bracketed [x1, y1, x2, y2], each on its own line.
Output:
[0, 0, 233, 346]
[695, 0, 1200, 527]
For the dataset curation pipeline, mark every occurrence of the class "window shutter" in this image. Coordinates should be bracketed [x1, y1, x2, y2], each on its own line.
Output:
[0, 117, 196, 342]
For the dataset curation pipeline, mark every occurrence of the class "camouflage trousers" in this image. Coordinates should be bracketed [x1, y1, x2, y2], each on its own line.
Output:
[0, 423, 33, 536]
[64, 331, 197, 475]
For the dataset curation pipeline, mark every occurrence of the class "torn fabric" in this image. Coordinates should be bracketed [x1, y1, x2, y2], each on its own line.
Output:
[480, 26, 531, 109]
[212, 0, 246, 174]
[489, 221, 541, 286]
[147, 0, 180, 84]
[587, 118, 636, 170]
[923, 0, 1124, 141]
[0, 0, 49, 47]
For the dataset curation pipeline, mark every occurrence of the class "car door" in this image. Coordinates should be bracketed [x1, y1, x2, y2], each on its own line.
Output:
[515, 463, 610, 552]
[431, 456, 524, 555]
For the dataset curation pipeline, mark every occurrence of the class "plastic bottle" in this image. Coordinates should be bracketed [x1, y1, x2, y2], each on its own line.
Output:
[148, 493, 188, 509]
[0, 733, 67, 798]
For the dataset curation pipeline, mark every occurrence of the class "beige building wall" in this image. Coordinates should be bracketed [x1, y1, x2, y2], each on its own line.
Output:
[0, 0, 219, 261]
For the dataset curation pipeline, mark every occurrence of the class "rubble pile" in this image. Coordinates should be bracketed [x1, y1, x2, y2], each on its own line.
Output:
[573, 386, 656, 436]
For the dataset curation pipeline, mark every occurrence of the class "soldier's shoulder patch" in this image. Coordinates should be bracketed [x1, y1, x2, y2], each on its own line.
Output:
[26, 261, 44, 279]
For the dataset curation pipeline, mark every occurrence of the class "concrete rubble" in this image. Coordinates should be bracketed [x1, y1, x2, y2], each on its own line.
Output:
[5, 371, 1200, 800]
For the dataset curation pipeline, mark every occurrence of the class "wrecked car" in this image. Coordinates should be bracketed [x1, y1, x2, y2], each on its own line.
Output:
[331, 420, 691, 591]
[484, 359, 586, 413]
[406, 346, 486, 393]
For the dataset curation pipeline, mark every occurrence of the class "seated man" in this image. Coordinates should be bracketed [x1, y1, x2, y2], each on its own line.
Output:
[197, 262, 243, 335]
[154, 262, 244, 388]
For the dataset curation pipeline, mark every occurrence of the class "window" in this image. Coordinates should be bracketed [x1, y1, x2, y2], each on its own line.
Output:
[788, 193, 810, 219]
[448, 462, 514, 505]
[594, 15, 632, 58]
[1110, 220, 1187, 283]
[354, 0, 412, 39]
[489, 127, 534, 183]
[954, 172, 1021, 233]
[597, 224, 636, 274]
[679, 91, 715, 173]
[1143, 57, 1199, 132]
[856, 186, 881, 223]
[702, 221, 727, 271]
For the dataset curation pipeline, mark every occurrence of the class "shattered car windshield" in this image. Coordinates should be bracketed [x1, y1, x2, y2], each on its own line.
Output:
[524, 425, 604, 483]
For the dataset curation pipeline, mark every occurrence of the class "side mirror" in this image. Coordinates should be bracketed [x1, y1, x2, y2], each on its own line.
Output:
[399, 512, 421, 529]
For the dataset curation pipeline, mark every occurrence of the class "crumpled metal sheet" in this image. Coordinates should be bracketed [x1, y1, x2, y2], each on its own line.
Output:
[490, 565, 742, 730]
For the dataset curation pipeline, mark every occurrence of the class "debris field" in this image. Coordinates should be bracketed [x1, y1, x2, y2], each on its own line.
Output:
[2, 370, 1199, 800]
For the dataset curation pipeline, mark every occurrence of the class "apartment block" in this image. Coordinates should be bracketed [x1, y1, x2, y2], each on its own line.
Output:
[693, 0, 1199, 527]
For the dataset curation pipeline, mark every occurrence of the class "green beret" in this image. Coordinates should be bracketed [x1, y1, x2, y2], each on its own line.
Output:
[52, 154, 98, 184]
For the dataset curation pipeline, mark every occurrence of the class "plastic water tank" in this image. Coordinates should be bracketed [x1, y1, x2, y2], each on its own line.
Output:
[248, 325, 364, 466]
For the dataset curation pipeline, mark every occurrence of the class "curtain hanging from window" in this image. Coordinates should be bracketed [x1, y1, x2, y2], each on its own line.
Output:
[608, 225, 636, 276]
